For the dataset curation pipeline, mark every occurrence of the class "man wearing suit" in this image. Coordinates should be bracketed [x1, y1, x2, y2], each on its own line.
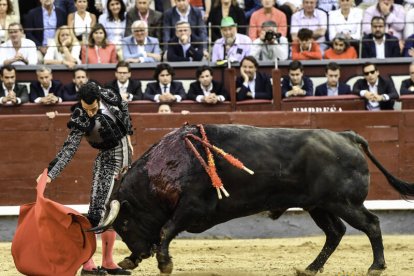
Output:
[281, 60, 313, 98]
[105, 61, 143, 101]
[0, 65, 28, 105]
[62, 68, 89, 101]
[352, 62, 399, 110]
[163, 0, 207, 51]
[122, 20, 161, 63]
[144, 63, 186, 102]
[125, 0, 163, 41]
[29, 66, 64, 104]
[167, 21, 204, 62]
[187, 65, 227, 103]
[361, 16, 400, 59]
[400, 63, 414, 95]
[24, 0, 67, 57]
[315, 62, 351, 96]
[236, 56, 272, 101]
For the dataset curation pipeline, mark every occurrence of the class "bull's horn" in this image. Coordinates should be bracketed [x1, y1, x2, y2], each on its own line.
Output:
[88, 200, 120, 232]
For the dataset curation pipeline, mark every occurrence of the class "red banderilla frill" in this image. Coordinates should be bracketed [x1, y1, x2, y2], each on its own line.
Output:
[184, 125, 254, 199]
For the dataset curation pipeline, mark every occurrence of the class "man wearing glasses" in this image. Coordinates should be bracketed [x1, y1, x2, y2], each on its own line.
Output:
[352, 62, 399, 110]
[122, 20, 161, 63]
[105, 61, 143, 101]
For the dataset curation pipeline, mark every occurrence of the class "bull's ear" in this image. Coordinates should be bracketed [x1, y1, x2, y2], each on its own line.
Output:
[120, 200, 132, 215]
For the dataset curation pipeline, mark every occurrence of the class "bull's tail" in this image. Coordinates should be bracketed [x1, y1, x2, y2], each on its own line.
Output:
[343, 131, 414, 197]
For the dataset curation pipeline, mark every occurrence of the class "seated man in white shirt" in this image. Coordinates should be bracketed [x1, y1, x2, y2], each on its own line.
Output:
[0, 22, 38, 66]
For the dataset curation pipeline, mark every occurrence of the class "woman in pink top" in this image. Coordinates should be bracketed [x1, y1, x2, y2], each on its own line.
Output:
[81, 23, 118, 64]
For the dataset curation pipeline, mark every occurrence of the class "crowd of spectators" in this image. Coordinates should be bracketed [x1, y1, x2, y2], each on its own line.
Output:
[4, 0, 414, 66]
[1, 0, 414, 111]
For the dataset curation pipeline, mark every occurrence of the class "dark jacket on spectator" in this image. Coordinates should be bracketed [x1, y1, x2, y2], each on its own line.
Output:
[0, 83, 29, 104]
[105, 79, 143, 101]
[162, 6, 207, 50]
[315, 82, 351, 96]
[281, 76, 314, 98]
[352, 76, 399, 110]
[361, 33, 400, 58]
[144, 81, 186, 102]
[62, 83, 78, 101]
[24, 6, 67, 47]
[236, 72, 272, 101]
[402, 34, 414, 57]
[399, 78, 414, 95]
[29, 80, 64, 103]
[187, 80, 228, 101]
[167, 35, 204, 62]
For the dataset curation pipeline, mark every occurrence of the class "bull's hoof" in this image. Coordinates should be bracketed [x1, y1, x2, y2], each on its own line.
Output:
[294, 267, 317, 276]
[367, 269, 385, 276]
[118, 257, 138, 270]
[158, 261, 173, 275]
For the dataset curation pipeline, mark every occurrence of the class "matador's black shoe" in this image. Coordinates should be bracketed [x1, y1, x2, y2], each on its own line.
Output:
[102, 267, 131, 275]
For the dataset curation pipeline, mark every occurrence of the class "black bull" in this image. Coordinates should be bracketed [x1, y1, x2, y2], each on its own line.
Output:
[93, 124, 414, 275]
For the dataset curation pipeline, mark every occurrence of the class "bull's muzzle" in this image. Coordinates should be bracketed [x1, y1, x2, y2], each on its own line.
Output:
[88, 200, 120, 232]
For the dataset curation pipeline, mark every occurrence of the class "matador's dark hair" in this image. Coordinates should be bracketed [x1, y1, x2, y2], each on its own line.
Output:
[78, 82, 101, 104]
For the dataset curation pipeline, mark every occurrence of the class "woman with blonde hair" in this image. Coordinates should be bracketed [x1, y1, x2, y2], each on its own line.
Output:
[81, 23, 118, 64]
[44, 25, 81, 68]
[0, 0, 18, 43]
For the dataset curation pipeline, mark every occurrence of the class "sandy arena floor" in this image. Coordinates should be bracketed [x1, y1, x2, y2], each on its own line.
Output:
[3, 235, 414, 275]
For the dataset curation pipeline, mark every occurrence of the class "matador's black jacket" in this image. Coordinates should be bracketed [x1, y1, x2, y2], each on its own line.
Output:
[47, 88, 133, 180]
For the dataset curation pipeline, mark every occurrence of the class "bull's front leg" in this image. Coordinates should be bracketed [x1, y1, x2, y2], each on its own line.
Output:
[118, 252, 142, 270]
[156, 220, 178, 274]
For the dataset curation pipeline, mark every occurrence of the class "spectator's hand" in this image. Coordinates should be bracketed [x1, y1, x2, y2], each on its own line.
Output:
[179, 34, 189, 44]
[379, 1, 391, 16]
[8, 91, 17, 103]
[147, 52, 161, 62]
[373, 94, 384, 102]
[121, 92, 129, 101]
[364, 91, 376, 101]
[125, 58, 140, 63]
[39, 46, 48, 55]
[63, 60, 77, 69]
[203, 50, 210, 60]
[203, 12, 209, 22]
[241, 67, 249, 83]
[205, 94, 218, 104]
[37, 173, 51, 184]
[159, 93, 176, 102]
[259, 30, 266, 41]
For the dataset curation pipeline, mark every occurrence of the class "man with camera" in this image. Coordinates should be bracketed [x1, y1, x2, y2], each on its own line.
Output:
[251, 20, 289, 61]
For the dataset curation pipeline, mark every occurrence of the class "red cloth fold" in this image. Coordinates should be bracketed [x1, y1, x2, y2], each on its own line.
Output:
[11, 169, 96, 276]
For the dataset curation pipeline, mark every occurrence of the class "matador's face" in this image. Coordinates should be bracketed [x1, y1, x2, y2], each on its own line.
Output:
[81, 99, 99, 118]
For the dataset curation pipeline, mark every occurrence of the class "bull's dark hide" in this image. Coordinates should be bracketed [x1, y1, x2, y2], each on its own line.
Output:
[103, 124, 414, 276]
